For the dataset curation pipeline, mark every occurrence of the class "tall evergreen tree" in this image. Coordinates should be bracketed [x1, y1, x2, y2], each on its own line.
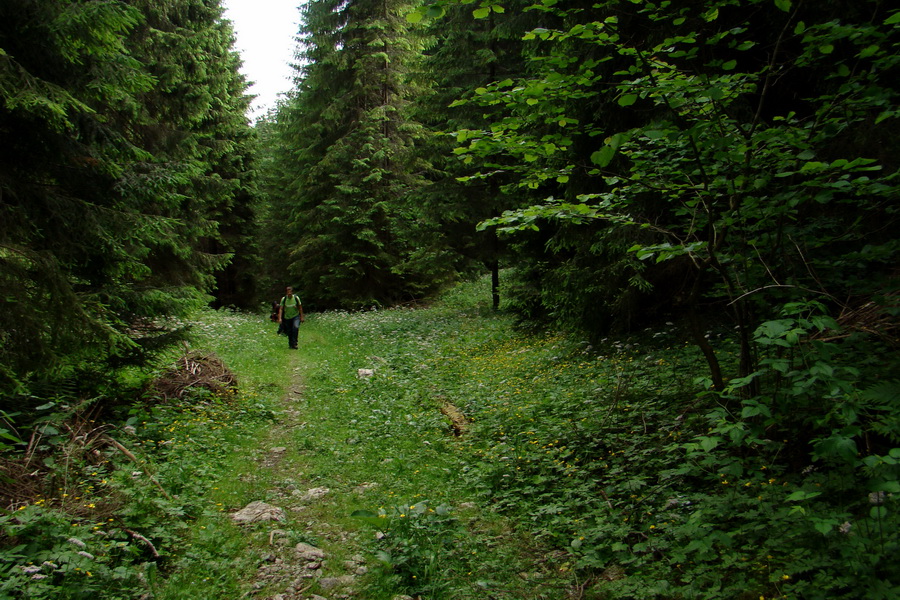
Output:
[126, 0, 257, 310]
[269, 0, 451, 309]
[411, 1, 541, 309]
[0, 0, 255, 401]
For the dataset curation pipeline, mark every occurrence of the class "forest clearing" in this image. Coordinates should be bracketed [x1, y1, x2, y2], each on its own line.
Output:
[2, 278, 897, 599]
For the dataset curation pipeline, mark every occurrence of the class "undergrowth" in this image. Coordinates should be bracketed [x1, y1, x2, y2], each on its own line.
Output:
[0, 310, 288, 600]
[2, 275, 897, 600]
[286, 276, 899, 599]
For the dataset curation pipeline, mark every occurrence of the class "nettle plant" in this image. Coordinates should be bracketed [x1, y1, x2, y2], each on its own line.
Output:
[353, 502, 460, 597]
[0, 505, 151, 600]
[679, 300, 900, 599]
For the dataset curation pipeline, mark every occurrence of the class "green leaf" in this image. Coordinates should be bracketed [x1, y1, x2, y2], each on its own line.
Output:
[814, 435, 858, 462]
[473, 7, 491, 19]
[618, 94, 638, 107]
[722, 60, 737, 71]
[884, 12, 900, 25]
[699, 436, 721, 452]
[591, 146, 615, 167]
[871, 480, 900, 493]
[774, 0, 792, 12]
[786, 490, 821, 502]
[589, 132, 624, 168]
[406, 10, 423, 23]
[870, 506, 888, 519]
[740, 402, 771, 419]
[859, 45, 880, 58]
[0, 430, 24, 444]
[813, 520, 835, 535]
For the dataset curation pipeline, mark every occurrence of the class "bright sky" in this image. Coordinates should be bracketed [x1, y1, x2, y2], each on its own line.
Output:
[222, 0, 301, 120]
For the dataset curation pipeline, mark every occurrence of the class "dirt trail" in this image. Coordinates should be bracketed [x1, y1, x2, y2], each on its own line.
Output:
[240, 354, 375, 600]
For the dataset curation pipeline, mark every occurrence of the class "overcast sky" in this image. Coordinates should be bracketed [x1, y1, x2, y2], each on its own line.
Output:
[222, 0, 301, 120]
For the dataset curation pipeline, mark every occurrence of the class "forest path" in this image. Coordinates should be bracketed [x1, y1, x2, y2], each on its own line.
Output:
[241, 351, 373, 600]
[192, 303, 592, 600]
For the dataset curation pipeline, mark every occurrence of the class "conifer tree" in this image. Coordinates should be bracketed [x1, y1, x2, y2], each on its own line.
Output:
[411, 0, 540, 308]
[270, 0, 450, 308]
[0, 0, 255, 400]
[126, 0, 257, 310]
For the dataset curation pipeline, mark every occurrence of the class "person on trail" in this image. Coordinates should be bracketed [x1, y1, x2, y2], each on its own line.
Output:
[277, 286, 304, 349]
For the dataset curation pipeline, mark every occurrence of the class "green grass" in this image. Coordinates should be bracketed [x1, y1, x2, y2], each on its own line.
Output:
[7, 276, 896, 600]
[146, 276, 733, 600]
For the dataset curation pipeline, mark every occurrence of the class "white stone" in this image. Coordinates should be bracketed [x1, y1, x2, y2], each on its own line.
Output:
[231, 501, 285, 524]
[295, 542, 326, 561]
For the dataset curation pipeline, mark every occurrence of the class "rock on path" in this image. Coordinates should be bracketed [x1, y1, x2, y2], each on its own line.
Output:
[232, 501, 285, 524]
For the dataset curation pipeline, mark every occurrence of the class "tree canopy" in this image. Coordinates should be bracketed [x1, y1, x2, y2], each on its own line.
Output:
[0, 0, 255, 402]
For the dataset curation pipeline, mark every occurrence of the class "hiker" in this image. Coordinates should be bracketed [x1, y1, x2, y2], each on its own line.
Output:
[277, 286, 305, 349]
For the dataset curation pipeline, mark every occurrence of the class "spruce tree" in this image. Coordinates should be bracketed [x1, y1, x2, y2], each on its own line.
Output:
[126, 0, 257, 311]
[1, 0, 156, 397]
[269, 0, 449, 308]
[412, 1, 540, 308]
[0, 0, 256, 401]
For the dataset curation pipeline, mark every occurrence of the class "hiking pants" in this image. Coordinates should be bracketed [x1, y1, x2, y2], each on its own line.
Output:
[285, 315, 300, 348]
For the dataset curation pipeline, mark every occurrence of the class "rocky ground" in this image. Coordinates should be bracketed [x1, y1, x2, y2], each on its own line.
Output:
[229, 362, 407, 600]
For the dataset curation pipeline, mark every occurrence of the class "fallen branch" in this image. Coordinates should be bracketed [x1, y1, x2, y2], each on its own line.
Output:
[123, 527, 160, 558]
[101, 435, 173, 501]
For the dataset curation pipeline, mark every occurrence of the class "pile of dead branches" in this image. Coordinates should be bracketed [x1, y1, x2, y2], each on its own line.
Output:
[819, 294, 899, 345]
[1, 410, 114, 512]
[151, 350, 237, 400]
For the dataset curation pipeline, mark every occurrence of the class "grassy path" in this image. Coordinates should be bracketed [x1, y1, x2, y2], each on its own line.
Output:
[5, 279, 896, 600]
[163, 279, 586, 600]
